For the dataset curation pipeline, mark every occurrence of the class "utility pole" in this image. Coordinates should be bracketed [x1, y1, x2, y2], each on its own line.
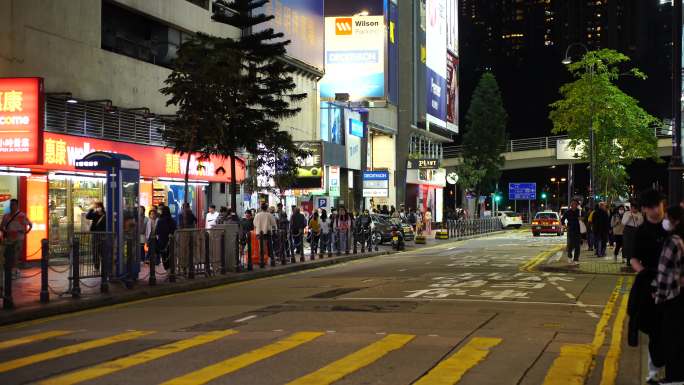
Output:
[669, 0, 683, 206]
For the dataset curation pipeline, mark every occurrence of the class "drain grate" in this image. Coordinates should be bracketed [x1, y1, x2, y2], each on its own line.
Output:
[308, 287, 367, 299]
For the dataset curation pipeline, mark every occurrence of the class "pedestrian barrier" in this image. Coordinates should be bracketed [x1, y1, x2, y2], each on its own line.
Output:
[445, 218, 503, 240]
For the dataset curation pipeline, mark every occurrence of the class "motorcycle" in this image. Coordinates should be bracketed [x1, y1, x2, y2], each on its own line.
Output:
[391, 223, 405, 251]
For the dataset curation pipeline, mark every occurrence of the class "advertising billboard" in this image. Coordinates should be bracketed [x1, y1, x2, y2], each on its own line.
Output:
[0, 77, 43, 165]
[425, 0, 448, 130]
[388, 0, 399, 105]
[349, 118, 364, 137]
[446, 0, 458, 55]
[446, 52, 459, 132]
[320, 15, 386, 100]
[261, 0, 325, 70]
[293, 141, 323, 188]
[328, 165, 341, 197]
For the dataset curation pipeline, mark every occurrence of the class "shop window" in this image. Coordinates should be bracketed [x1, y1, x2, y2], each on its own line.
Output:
[320, 102, 344, 145]
[101, 0, 193, 69]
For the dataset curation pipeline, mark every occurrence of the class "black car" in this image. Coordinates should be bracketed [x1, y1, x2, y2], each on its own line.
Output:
[369, 214, 394, 244]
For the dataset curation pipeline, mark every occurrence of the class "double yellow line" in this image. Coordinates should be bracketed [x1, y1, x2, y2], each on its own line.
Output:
[543, 277, 633, 385]
[520, 245, 565, 272]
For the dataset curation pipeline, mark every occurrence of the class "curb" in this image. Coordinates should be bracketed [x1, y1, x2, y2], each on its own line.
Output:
[0, 231, 505, 327]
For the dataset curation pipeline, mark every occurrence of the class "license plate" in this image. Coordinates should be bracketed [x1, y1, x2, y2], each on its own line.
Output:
[392, 236, 398, 241]
[535, 226, 542, 230]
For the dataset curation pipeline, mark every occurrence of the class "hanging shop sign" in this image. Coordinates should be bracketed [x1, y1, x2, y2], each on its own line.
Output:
[363, 170, 389, 197]
[292, 141, 323, 189]
[0, 77, 43, 165]
[407, 158, 440, 169]
[328, 165, 341, 197]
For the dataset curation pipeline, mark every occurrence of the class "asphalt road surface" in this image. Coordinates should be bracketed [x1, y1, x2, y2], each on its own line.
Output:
[0, 230, 641, 385]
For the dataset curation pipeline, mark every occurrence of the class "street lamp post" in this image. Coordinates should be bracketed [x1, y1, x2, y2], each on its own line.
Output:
[550, 177, 567, 211]
[562, 43, 594, 205]
[669, 0, 683, 206]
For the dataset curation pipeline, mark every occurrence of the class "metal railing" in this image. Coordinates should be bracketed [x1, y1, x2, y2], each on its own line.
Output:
[444, 218, 503, 239]
[443, 127, 673, 158]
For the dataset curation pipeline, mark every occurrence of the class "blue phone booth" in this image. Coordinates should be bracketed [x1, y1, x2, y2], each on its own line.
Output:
[75, 152, 140, 278]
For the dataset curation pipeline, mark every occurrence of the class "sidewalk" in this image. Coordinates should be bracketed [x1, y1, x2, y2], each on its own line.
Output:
[540, 244, 635, 275]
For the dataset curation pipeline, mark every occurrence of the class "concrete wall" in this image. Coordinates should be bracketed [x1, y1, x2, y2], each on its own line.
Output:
[0, 0, 237, 114]
[277, 73, 320, 142]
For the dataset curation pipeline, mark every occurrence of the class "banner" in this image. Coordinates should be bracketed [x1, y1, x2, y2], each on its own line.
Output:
[293, 141, 323, 188]
[446, 53, 459, 132]
[328, 165, 340, 197]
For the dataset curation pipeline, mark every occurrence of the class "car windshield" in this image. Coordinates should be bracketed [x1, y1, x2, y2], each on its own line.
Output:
[371, 215, 391, 224]
[503, 212, 518, 217]
[535, 213, 558, 220]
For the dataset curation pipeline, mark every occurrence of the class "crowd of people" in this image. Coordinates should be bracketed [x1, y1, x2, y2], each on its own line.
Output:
[561, 190, 684, 384]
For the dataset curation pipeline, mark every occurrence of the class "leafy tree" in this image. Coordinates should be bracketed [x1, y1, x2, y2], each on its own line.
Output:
[549, 49, 659, 201]
[457, 72, 508, 212]
[210, 0, 307, 209]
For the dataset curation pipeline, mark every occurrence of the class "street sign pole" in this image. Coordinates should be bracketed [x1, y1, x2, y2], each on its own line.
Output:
[528, 200, 531, 224]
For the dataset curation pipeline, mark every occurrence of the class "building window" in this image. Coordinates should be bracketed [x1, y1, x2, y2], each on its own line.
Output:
[101, 0, 193, 69]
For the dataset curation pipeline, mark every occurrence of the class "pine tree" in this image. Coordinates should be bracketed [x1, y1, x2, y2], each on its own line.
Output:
[457, 72, 508, 210]
[211, 0, 307, 209]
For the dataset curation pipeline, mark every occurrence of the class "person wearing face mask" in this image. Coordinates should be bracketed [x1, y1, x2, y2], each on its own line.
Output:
[627, 189, 668, 384]
[654, 205, 684, 384]
[611, 205, 625, 260]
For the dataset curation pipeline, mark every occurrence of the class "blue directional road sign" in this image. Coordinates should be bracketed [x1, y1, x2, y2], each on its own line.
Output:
[509, 183, 537, 200]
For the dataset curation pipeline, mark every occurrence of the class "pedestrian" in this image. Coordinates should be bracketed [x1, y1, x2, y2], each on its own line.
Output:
[627, 189, 668, 384]
[85, 201, 106, 269]
[138, 206, 149, 262]
[205, 205, 219, 229]
[319, 209, 332, 255]
[178, 202, 197, 229]
[611, 205, 625, 260]
[390, 206, 397, 217]
[330, 208, 338, 253]
[381, 205, 389, 215]
[424, 209, 433, 235]
[0, 199, 32, 302]
[585, 206, 595, 251]
[242, 209, 255, 233]
[622, 201, 643, 265]
[561, 199, 582, 265]
[356, 209, 372, 250]
[335, 207, 352, 253]
[155, 205, 176, 270]
[308, 211, 321, 255]
[593, 202, 610, 257]
[216, 206, 229, 224]
[145, 208, 159, 265]
[254, 202, 276, 258]
[655, 205, 684, 384]
[290, 207, 307, 256]
[408, 208, 417, 230]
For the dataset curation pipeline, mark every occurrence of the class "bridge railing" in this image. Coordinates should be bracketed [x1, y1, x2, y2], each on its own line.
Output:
[443, 127, 672, 158]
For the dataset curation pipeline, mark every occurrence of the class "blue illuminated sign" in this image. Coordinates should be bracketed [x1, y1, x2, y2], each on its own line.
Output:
[509, 183, 537, 200]
[363, 171, 389, 181]
[349, 118, 364, 137]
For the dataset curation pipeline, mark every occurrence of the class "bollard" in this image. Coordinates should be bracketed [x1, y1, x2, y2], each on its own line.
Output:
[298, 232, 305, 262]
[327, 232, 332, 258]
[40, 239, 49, 303]
[234, 231, 241, 272]
[280, 230, 287, 265]
[247, 231, 253, 271]
[269, 231, 276, 267]
[71, 237, 81, 298]
[345, 229, 350, 255]
[258, 231, 266, 269]
[205, 231, 211, 276]
[311, 233, 316, 260]
[125, 237, 135, 289]
[220, 232, 227, 274]
[169, 235, 177, 283]
[188, 233, 195, 279]
[148, 236, 156, 286]
[101, 235, 110, 293]
[354, 229, 359, 254]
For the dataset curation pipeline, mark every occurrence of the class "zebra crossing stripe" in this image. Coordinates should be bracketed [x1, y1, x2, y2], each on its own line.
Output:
[159, 331, 324, 385]
[0, 330, 153, 373]
[286, 334, 415, 385]
[0, 330, 73, 351]
[413, 337, 502, 385]
[37, 330, 238, 385]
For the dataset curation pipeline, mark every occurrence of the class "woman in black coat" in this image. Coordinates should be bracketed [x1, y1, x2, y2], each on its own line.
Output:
[155, 205, 177, 270]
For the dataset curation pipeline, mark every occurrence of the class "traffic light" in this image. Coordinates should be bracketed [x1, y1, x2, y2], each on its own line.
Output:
[541, 192, 547, 200]
[494, 194, 502, 203]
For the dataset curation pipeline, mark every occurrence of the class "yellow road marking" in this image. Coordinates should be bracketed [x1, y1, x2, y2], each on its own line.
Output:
[286, 333, 415, 385]
[37, 330, 237, 385]
[160, 331, 324, 385]
[0, 330, 73, 350]
[599, 278, 632, 385]
[413, 337, 502, 385]
[520, 245, 564, 272]
[0, 330, 153, 373]
[543, 278, 624, 385]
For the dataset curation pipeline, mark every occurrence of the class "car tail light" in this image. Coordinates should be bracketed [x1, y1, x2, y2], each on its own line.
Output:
[532, 221, 539, 225]
[552, 221, 560, 225]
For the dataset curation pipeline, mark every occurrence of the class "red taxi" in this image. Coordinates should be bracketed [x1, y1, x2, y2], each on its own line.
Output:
[531, 211, 563, 237]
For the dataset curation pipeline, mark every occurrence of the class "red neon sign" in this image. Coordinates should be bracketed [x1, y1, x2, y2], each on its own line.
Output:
[0, 78, 43, 164]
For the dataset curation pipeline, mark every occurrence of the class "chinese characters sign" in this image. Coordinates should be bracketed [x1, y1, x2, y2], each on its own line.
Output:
[0, 78, 43, 164]
[40, 132, 245, 182]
